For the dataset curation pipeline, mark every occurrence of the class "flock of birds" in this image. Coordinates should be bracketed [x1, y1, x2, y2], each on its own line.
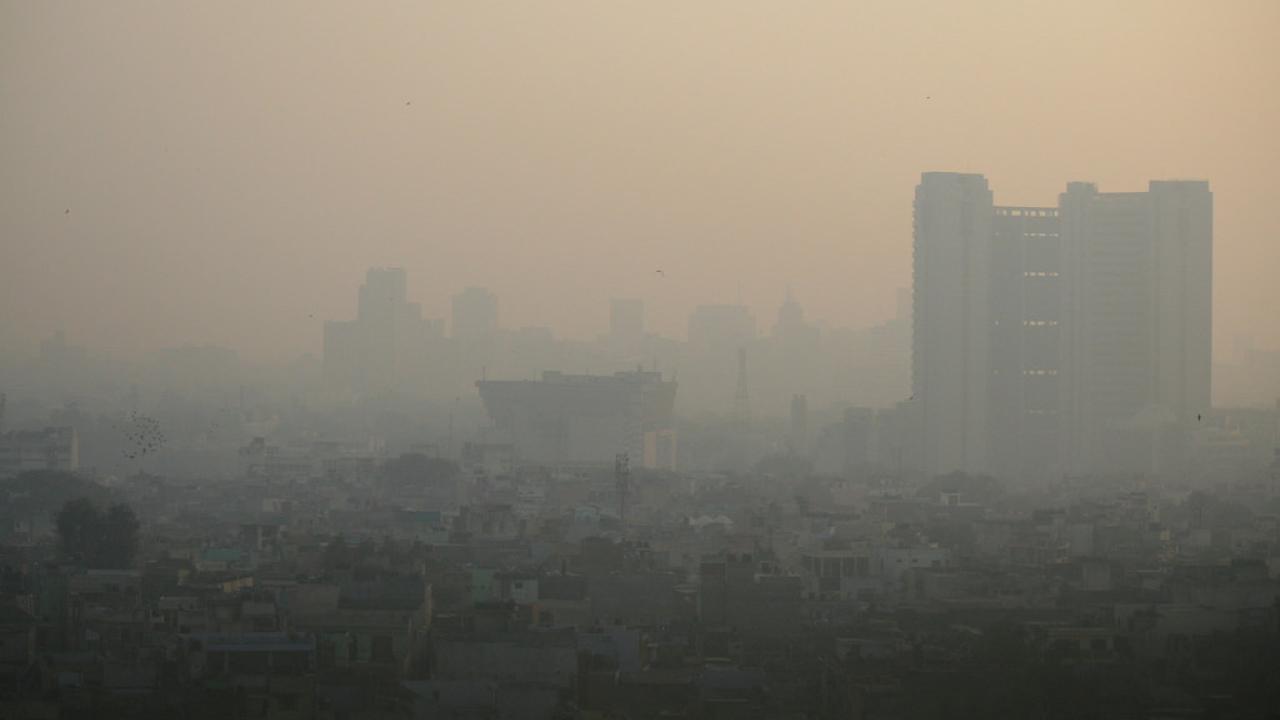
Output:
[115, 412, 167, 461]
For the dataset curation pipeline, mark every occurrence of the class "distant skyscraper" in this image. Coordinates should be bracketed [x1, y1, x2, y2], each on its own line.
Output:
[989, 205, 1065, 480]
[357, 267, 410, 323]
[324, 268, 441, 394]
[451, 287, 499, 341]
[911, 173, 1212, 480]
[1059, 180, 1212, 475]
[772, 288, 820, 347]
[912, 172, 993, 477]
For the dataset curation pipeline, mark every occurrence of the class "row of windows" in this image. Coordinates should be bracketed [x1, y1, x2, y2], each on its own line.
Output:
[1023, 320, 1060, 326]
[1024, 271, 1061, 277]
[996, 208, 1060, 218]
[1023, 369, 1059, 376]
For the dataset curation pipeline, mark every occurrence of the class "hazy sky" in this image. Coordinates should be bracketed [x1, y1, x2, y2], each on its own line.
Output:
[3, 1, 1277, 363]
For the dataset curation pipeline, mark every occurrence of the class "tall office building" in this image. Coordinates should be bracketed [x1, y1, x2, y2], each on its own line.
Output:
[912, 172, 993, 477]
[357, 267, 410, 323]
[324, 268, 441, 394]
[912, 173, 1211, 480]
[1060, 180, 1212, 475]
[773, 289, 820, 348]
[989, 205, 1065, 480]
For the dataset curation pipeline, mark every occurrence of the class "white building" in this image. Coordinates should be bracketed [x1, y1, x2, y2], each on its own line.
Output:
[0, 427, 78, 477]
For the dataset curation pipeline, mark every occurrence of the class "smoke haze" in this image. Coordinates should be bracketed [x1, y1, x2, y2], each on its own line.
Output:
[3, 1, 1278, 388]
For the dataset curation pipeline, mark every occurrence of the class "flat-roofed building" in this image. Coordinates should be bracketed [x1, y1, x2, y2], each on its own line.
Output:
[0, 427, 78, 477]
[477, 370, 677, 469]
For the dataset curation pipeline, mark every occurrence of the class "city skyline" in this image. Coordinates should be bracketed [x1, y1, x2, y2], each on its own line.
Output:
[0, 173, 1249, 363]
[3, 2, 1278, 366]
[4, 5, 1280, 718]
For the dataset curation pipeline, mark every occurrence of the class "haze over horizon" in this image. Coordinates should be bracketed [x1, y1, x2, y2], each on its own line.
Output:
[6, 10, 1280, 715]
[3, 1, 1278, 367]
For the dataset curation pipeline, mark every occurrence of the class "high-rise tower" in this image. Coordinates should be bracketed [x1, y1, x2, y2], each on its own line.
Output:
[1059, 180, 1212, 475]
[911, 173, 1212, 480]
[912, 172, 994, 477]
[988, 205, 1065, 480]
[323, 268, 439, 394]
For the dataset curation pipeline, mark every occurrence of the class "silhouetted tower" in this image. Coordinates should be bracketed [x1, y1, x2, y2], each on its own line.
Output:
[733, 346, 751, 428]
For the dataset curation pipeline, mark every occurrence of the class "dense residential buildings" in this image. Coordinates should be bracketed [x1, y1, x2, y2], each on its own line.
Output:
[4, 167, 1277, 718]
[3, 404, 1277, 719]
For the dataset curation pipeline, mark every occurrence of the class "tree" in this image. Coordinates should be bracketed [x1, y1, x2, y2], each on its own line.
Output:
[55, 498, 141, 568]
